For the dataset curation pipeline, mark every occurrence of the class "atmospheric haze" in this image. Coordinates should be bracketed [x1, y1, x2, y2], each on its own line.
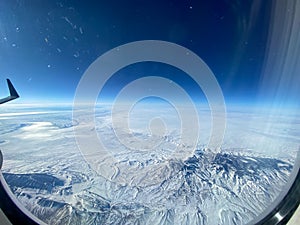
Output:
[0, 103, 299, 225]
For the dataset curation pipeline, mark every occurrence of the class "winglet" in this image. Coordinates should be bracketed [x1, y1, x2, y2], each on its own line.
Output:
[6, 79, 19, 98]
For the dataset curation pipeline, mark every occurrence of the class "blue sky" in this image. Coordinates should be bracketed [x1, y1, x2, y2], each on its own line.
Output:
[0, 0, 298, 107]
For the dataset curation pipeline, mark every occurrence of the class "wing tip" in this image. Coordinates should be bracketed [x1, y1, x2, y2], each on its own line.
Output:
[6, 79, 19, 98]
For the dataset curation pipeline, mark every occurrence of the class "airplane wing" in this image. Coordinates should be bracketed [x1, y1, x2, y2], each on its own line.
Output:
[0, 79, 19, 105]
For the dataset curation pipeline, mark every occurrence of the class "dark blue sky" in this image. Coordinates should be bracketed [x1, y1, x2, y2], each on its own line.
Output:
[0, 0, 284, 104]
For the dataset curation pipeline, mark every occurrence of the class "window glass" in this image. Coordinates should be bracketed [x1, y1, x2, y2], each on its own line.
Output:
[0, 1, 299, 225]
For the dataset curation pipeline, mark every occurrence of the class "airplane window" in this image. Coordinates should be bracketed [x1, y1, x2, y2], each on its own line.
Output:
[0, 1, 299, 225]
